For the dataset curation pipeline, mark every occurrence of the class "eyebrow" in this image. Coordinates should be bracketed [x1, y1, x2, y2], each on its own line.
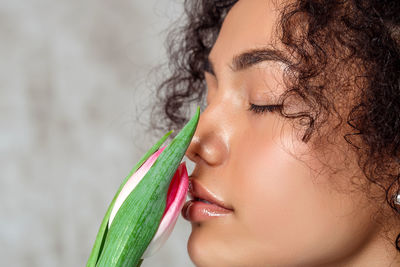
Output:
[231, 48, 289, 71]
[205, 48, 289, 75]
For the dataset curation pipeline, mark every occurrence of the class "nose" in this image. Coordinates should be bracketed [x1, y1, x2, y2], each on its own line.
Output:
[185, 107, 229, 167]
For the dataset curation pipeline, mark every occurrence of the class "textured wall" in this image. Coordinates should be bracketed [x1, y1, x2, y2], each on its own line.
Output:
[0, 0, 195, 266]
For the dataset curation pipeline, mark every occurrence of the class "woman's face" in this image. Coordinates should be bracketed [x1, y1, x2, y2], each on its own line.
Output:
[182, 0, 386, 266]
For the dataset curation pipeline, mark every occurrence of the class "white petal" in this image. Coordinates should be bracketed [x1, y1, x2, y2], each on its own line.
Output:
[108, 147, 166, 227]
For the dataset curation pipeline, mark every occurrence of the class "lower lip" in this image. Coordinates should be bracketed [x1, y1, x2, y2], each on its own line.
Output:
[181, 200, 233, 222]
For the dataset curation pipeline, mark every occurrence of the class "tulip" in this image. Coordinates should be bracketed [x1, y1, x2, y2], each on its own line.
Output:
[87, 107, 200, 267]
[108, 145, 189, 258]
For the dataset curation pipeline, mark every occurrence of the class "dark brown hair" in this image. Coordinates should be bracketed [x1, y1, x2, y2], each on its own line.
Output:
[149, 0, 400, 251]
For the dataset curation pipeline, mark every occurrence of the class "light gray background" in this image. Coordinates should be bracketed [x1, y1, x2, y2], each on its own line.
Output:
[0, 0, 197, 266]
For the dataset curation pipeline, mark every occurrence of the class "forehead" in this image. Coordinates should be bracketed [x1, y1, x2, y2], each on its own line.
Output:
[210, 0, 284, 63]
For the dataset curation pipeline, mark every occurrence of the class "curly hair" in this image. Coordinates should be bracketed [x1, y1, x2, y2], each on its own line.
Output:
[149, 0, 400, 252]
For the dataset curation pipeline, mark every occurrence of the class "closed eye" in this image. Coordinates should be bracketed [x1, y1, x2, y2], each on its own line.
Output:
[248, 104, 283, 114]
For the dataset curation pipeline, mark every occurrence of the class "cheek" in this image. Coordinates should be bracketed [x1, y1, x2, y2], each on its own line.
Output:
[229, 125, 371, 263]
[233, 139, 324, 245]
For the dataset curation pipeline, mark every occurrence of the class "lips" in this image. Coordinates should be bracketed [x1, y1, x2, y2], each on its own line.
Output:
[187, 178, 234, 211]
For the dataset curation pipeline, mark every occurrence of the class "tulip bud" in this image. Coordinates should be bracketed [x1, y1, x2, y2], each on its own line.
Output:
[87, 107, 200, 267]
[108, 145, 189, 258]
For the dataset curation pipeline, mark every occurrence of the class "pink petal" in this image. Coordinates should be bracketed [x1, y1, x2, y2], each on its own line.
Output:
[107, 144, 189, 258]
[142, 161, 189, 258]
[108, 146, 167, 227]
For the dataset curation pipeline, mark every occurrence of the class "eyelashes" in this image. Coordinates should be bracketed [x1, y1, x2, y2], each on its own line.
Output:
[248, 103, 283, 114]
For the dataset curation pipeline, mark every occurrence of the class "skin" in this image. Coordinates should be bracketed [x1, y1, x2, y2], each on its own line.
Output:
[183, 0, 400, 266]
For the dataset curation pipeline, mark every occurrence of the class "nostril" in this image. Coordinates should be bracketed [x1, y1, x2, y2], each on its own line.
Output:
[185, 146, 201, 162]
[188, 179, 193, 193]
[186, 129, 228, 167]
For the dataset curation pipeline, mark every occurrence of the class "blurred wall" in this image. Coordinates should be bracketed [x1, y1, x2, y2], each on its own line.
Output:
[0, 0, 196, 266]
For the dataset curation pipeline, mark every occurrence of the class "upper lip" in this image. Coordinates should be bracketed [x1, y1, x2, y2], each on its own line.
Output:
[188, 178, 234, 211]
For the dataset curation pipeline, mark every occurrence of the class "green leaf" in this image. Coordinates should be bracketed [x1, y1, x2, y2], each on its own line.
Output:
[86, 130, 173, 267]
[95, 107, 200, 266]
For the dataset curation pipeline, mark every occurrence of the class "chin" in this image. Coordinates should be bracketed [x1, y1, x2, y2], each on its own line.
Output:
[187, 223, 239, 267]
[187, 223, 212, 267]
